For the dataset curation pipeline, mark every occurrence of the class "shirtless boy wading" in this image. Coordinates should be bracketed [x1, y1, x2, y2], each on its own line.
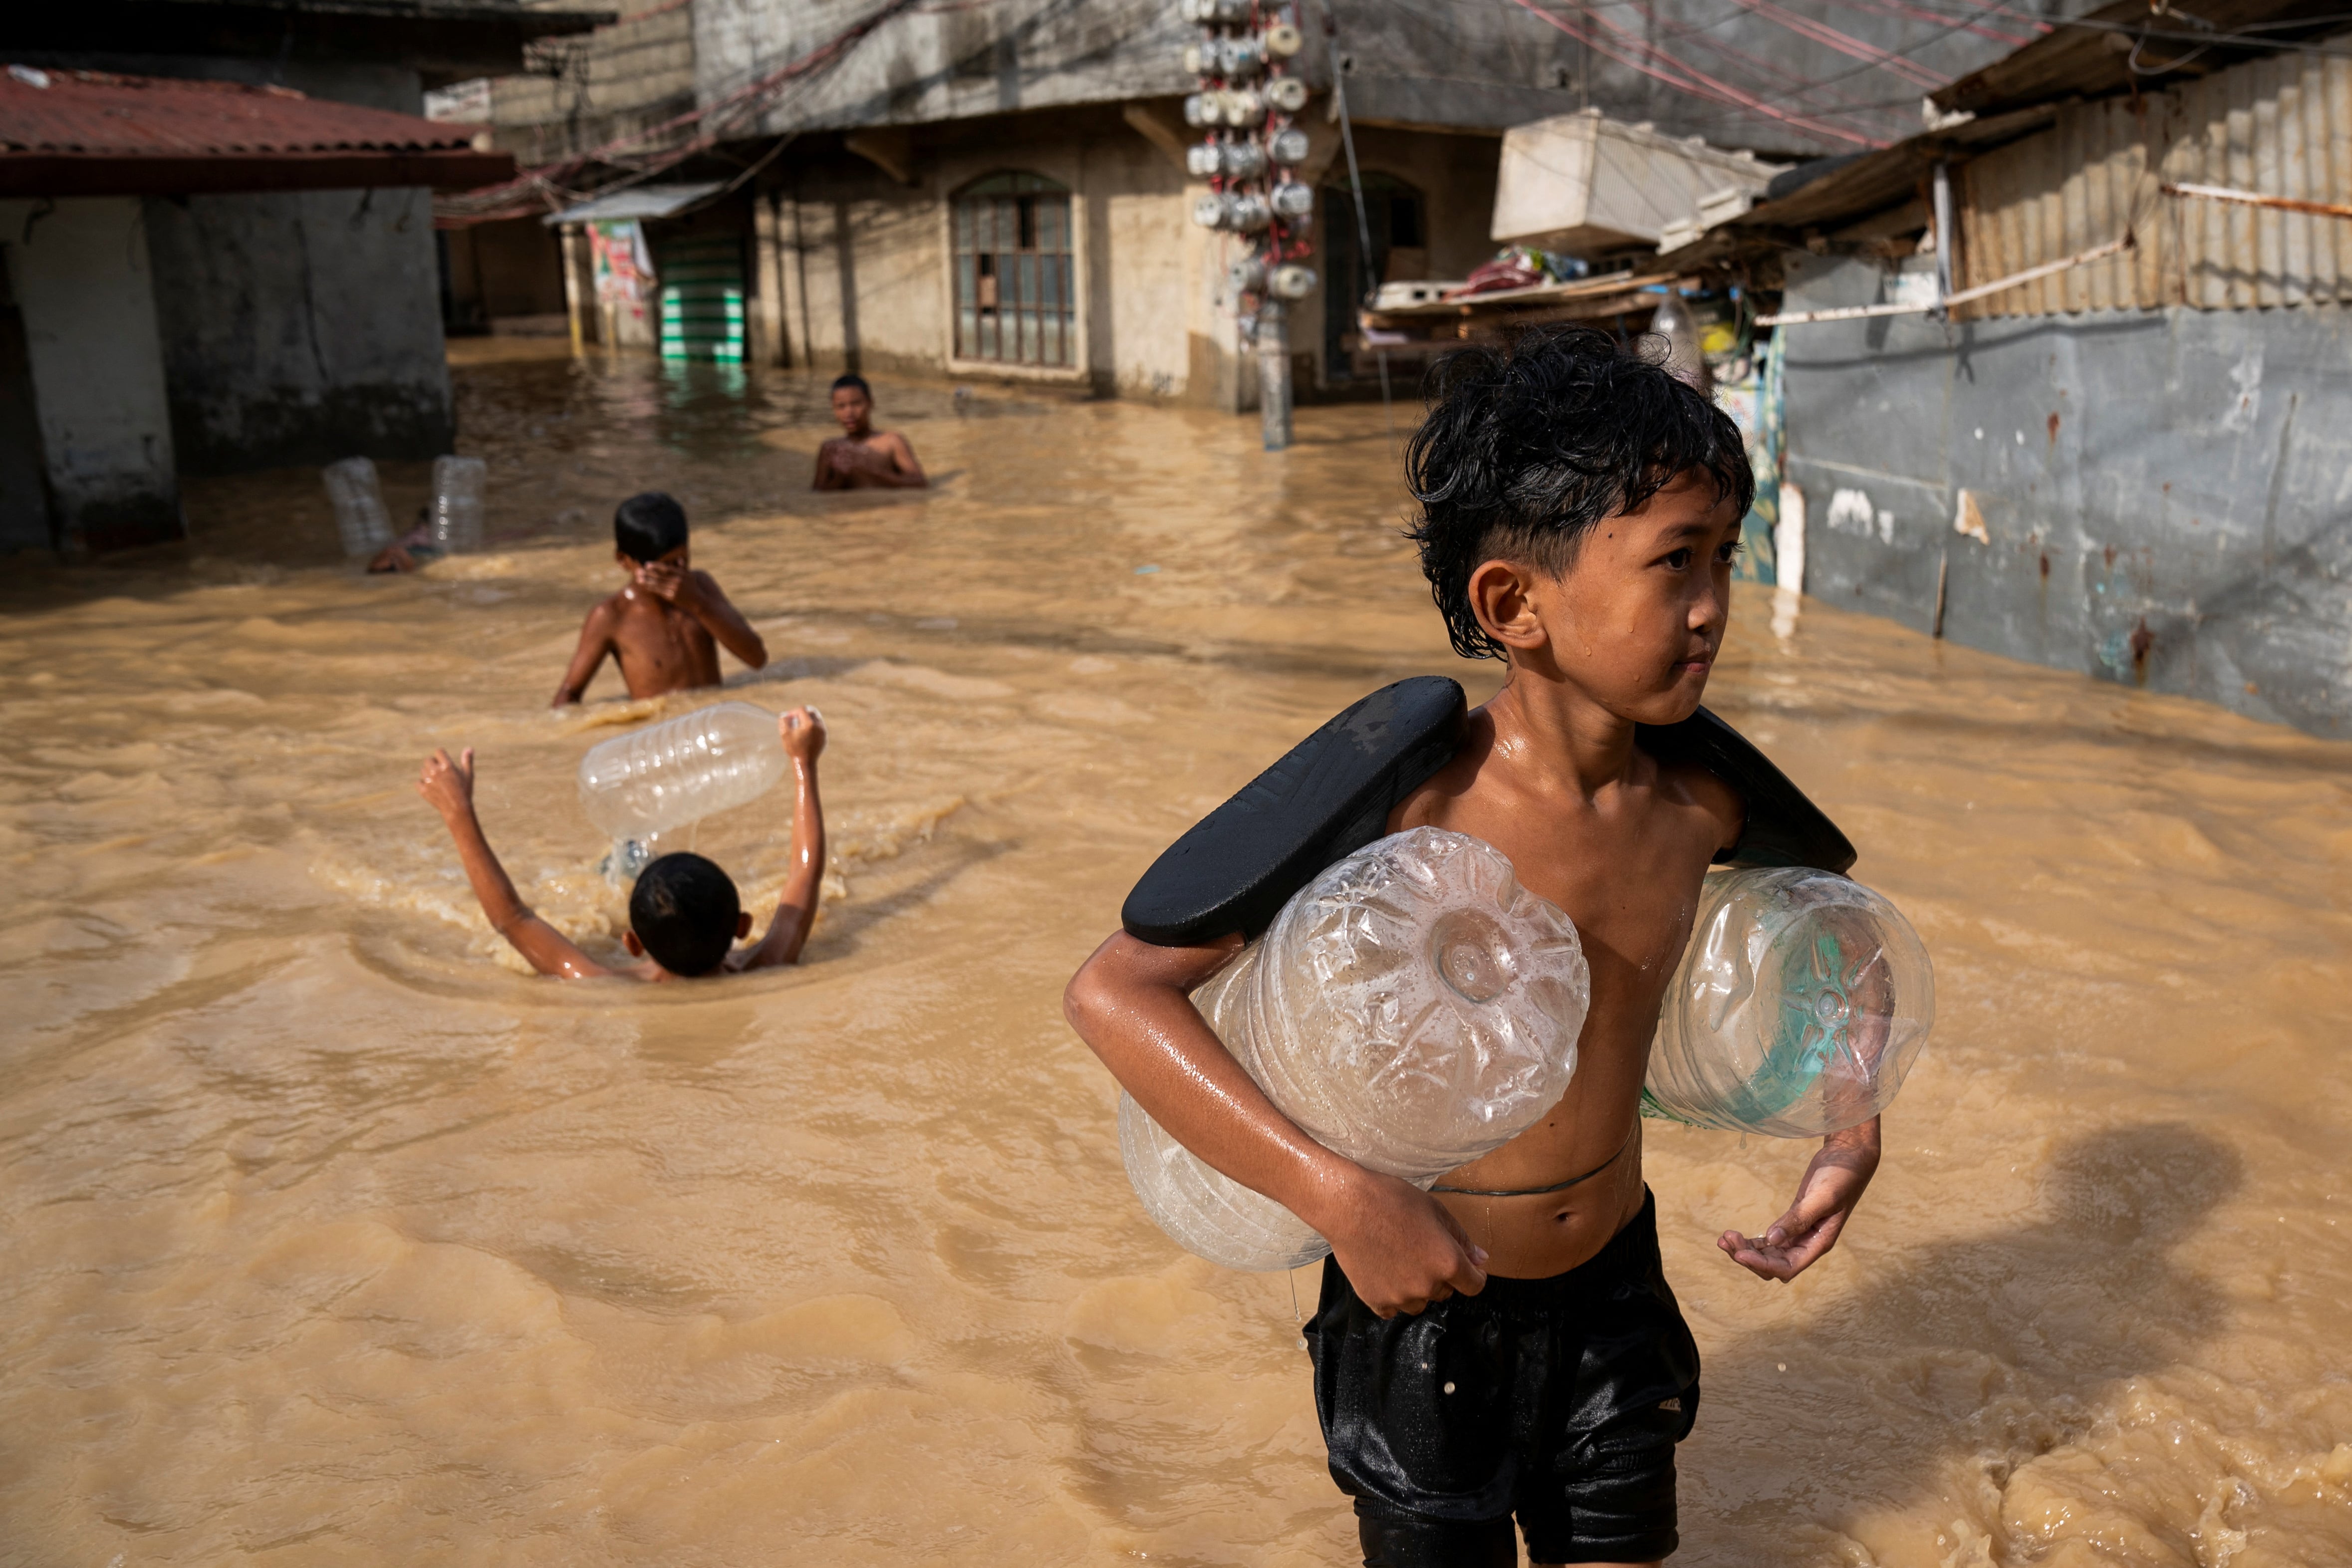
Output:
[813, 373, 927, 491]
[1066, 328, 1880, 1567]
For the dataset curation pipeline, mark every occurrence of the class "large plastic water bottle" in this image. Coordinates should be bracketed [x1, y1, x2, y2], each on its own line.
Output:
[431, 455, 487, 555]
[577, 702, 788, 875]
[1644, 867, 1933, 1137]
[1121, 827, 1591, 1271]
[322, 456, 392, 557]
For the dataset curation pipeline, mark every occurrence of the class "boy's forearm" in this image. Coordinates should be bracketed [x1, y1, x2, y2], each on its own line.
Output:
[746, 759, 824, 966]
[692, 594, 767, 668]
[439, 806, 529, 929]
[1065, 938, 1356, 1224]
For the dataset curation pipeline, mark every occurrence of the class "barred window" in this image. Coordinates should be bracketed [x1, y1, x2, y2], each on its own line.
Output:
[952, 172, 1075, 366]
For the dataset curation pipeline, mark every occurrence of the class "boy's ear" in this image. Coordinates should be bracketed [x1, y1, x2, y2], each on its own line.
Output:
[736, 911, 753, 940]
[1466, 558, 1551, 655]
[623, 931, 645, 956]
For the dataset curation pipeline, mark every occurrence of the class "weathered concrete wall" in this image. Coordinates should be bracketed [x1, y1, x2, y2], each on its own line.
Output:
[485, 3, 695, 165]
[143, 188, 455, 475]
[1778, 249, 2352, 738]
[700, 0, 1194, 134]
[769, 111, 1237, 402]
[695, 0, 2100, 156]
[0, 198, 181, 552]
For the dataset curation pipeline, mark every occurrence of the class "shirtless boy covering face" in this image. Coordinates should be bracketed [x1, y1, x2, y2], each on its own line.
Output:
[1065, 327, 1881, 1568]
[552, 491, 769, 707]
[813, 374, 928, 491]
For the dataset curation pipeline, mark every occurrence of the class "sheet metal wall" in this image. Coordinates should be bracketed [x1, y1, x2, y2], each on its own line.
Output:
[1956, 47, 2352, 317]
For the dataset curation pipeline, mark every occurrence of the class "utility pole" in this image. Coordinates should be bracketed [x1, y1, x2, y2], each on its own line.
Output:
[1180, 0, 1313, 453]
[1259, 300, 1292, 450]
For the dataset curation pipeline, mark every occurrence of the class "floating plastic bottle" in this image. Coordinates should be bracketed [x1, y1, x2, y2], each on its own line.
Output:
[322, 456, 392, 557]
[577, 702, 787, 878]
[1121, 827, 1591, 1271]
[431, 455, 487, 555]
[1644, 867, 1933, 1138]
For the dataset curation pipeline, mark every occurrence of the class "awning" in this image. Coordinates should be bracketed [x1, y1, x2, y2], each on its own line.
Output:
[542, 182, 728, 227]
[0, 65, 515, 197]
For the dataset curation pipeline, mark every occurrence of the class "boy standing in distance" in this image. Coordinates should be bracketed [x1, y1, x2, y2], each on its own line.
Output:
[552, 492, 769, 707]
[416, 707, 827, 980]
[1065, 327, 1880, 1568]
[813, 373, 929, 490]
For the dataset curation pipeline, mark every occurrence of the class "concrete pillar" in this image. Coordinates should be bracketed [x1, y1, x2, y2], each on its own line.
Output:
[780, 194, 816, 373]
[0, 197, 181, 552]
[751, 191, 789, 367]
[559, 225, 598, 349]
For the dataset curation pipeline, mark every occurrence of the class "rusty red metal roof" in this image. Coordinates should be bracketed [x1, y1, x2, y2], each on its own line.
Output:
[0, 64, 514, 196]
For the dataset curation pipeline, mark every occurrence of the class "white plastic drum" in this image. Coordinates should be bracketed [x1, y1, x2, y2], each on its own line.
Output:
[1644, 867, 1934, 1137]
[1121, 827, 1590, 1270]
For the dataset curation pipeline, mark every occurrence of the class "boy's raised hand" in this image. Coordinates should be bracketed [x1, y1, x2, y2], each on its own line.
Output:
[1320, 1169, 1490, 1318]
[780, 705, 826, 763]
[633, 560, 704, 612]
[417, 748, 477, 819]
[1718, 1118, 1881, 1282]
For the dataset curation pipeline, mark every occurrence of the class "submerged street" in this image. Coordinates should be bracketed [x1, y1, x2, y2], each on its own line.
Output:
[2, 354, 2350, 1565]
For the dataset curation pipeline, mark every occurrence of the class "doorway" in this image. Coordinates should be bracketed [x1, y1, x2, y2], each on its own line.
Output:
[1319, 172, 1426, 381]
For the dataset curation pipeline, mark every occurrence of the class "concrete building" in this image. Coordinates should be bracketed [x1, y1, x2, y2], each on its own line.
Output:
[0, 67, 512, 552]
[442, 0, 2099, 407]
[1678, 0, 2352, 737]
[8, 0, 604, 528]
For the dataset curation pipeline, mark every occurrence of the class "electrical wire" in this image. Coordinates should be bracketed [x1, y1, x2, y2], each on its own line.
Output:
[1717, 0, 1949, 87]
[1506, 0, 1890, 145]
[438, 0, 923, 224]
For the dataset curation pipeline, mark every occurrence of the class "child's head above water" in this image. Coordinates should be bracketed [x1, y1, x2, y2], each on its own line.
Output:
[830, 373, 874, 434]
[1405, 325, 1753, 717]
[625, 851, 749, 976]
[1407, 325, 1754, 662]
[615, 491, 690, 566]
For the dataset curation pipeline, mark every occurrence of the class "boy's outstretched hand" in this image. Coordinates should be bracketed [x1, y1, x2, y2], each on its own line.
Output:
[1718, 1117, 1881, 1282]
[780, 705, 825, 763]
[418, 748, 477, 819]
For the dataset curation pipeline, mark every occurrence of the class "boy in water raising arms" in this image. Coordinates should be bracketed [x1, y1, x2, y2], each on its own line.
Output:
[1064, 327, 1879, 1567]
[416, 707, 827, 980]
[813, 373, 928, 490]
[552, 492, 769, 707]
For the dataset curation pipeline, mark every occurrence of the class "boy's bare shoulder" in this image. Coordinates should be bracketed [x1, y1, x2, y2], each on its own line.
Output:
[1645, 747, 1745, 854]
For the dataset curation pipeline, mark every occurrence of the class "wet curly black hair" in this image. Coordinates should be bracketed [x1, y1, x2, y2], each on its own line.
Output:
[1404, 324, 1754, 663]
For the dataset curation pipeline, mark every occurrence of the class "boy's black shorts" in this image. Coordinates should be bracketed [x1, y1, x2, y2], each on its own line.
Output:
[1306, 1189, 1700, 1567]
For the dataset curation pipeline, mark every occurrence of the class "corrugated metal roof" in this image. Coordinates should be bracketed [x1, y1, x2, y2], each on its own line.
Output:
[542, 181, 727, 226]
[1957, 46, 2352, 315]
[1933, 0, 2352, 119]
[0, 65, 481, 157]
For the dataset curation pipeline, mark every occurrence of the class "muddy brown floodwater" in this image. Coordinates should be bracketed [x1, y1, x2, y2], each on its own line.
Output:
[3, 350, 2351, 1568]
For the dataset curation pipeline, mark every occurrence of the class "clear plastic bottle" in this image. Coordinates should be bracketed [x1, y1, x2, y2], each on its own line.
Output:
[1122, 827, 1591, 1271]
[576, 702, 787, 874]
[431, 455, 487, 555]
[322, 456, 392, 557]
[1644, 867, 1933, 1137]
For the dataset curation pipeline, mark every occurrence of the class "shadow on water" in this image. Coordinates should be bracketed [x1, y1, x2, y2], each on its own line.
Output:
[1711, 1122, 2243, 1548]
[815, 838, 1015, 959]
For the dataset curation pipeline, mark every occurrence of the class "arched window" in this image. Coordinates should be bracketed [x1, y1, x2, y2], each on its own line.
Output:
[952, 172, 1075, 367]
